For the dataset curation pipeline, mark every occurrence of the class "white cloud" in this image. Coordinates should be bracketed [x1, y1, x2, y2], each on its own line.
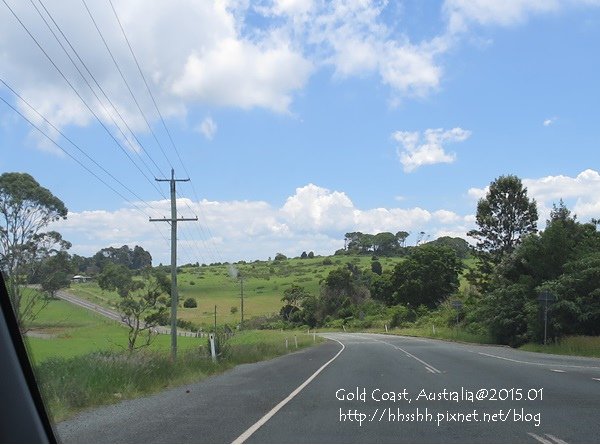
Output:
[467, 169, 600, 227]
[51, 182, 475, 264]
[444, 0, 561, 33]
[197, 117, 217, 140]
[543, 117, 558, 126]
[392, 127, 471, 172]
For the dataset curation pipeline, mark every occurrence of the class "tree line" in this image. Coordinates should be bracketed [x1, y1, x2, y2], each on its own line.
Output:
[280, 174, 600, 347]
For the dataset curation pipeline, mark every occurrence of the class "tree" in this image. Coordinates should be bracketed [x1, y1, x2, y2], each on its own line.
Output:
[300, 251, 308, 259]
[37, 250, 73, 299]
[371, 260, 383, 275]
[467, 175, 538, 283]
[395, 231, 409, 248]
[0, 172, 68, 331]
[280, 284, 312, 321]
[307, 251, 315, 259]
[373, 232, 397, 256]
[99, 264, 170, 351]
[391, 245, 462, 309]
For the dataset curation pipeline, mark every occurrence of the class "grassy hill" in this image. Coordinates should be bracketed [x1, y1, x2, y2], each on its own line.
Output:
[69, 255, 409, 328]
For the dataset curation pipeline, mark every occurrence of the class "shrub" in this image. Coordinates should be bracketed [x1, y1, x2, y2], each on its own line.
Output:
[183, 297, 197, 308]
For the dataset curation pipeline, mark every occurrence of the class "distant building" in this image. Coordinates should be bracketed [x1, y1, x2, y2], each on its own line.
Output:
[72, 275, 91, 283]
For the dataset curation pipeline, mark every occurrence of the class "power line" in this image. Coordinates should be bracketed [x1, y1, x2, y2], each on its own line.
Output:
[0, 77, 155, 212]
[2, 0, 166, 201]
[109, 0, 227, 264]
[81, 0, 173, 171]
[33, 0, 168, 181]
[0, 85, 174, 256]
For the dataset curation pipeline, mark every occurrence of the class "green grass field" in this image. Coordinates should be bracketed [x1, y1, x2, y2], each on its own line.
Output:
[70, 255, 407, 328]
[25, 297, 202, 363]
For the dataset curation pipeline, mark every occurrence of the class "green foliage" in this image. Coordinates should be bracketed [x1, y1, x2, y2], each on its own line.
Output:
[468, 175, 538, 285]
[274, 253, 287, 261]
[479, 200, 600, 345]
[0, 172, 68, 331]
[371, 260, 382, 275]
[391, 244, 463, 309]
[183, 297, 197, 308]
[92, 245, 152, 271]
[424, 236, 471, 259]
[98, 265, 170, 351]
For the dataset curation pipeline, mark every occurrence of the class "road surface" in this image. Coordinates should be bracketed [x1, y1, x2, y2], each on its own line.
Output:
[56, 333, 600, 443]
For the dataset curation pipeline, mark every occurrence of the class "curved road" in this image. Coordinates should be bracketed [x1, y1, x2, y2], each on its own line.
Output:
[57, 333, 600, 443]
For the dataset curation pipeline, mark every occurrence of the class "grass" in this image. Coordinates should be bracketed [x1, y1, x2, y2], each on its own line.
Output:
[69, 255, 406, 328]
[520, 336, 600, 358]
[35, 330, 322, 422]
[22, 288, 323, 422]
[24, 297, 202, 363]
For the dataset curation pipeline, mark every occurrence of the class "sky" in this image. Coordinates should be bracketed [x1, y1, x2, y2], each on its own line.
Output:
[1, 0, 600, 266]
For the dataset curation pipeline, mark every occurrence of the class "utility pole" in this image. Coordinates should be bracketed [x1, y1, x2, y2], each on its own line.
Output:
[240, 274, 244, 329]
[150, 168, 197, 360]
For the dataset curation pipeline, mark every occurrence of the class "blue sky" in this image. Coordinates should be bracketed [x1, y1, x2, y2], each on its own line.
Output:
[1, 0, 600, 265]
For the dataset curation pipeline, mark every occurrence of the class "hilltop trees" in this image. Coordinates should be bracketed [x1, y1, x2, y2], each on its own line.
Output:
[0, 172, 68, 331]
[343, 231, 411, 256]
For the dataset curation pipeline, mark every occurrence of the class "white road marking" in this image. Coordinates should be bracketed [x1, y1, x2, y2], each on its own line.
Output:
[232, 337, 345, 444]
[351, 334, 442, 374]
[477, 351, 600, 370]
[528, 432, 552, 443]
[551, 369, 565, 373]
[593, 378, 600, 382]
[527, 432, 567, 443]
[545, 434, 567, 444]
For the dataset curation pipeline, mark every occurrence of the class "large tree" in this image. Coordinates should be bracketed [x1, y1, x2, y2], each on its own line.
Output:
[0, 172, 68, 331]
[391, 244, 462, 309]
[467, 175, 538, 280]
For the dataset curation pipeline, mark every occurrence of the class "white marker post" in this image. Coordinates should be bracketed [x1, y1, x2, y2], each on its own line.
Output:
[342, 325, 346, 332]
[385, 324, 388, 333]
[285, 338, 288, 350]
[294, 335, 298, 348]
[209, 333, 217, 362]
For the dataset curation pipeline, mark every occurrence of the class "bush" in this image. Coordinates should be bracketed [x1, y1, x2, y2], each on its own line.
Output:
[183, 298, 197, 308]
[322, 258, 333, 265]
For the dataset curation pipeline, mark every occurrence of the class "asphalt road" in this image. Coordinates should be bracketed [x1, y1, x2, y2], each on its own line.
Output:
[56, 333, 600, 443]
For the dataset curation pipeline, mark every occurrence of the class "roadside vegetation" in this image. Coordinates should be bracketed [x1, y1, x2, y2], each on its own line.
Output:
[35, 328, 320, 422]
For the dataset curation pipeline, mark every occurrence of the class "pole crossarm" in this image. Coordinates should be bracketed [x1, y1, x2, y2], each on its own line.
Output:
[149, 217, 198, 222]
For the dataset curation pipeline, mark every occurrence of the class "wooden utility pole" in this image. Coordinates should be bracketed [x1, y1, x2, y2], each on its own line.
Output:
[240, 275, 244, 329]
[150, 168, 197, 360]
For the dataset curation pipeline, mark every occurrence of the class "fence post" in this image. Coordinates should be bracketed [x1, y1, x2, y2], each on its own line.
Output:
[285, 337, 288, 350]
[294, 335, 298, 348]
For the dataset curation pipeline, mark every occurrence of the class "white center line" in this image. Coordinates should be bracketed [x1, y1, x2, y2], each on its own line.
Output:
[551, 369, 565, 373]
